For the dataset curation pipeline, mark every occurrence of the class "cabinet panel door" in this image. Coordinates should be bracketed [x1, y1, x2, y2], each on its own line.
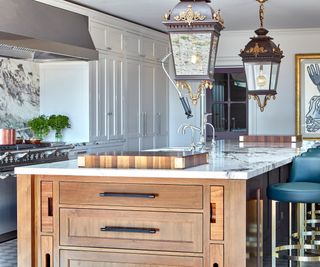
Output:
[125, 59, 140, 138]
[97, 53, 107, 139]
[90, 22, 106, 50]
[107, 55, 124, 140]
[140, 37, 154, 59]
[106, 26, 123, 54]
[154, 42, 169, 61]
[60, 250, 203, 267]
[124, 33, 140, 57]
[154, 64, 168, 137]
[140, 63, 154, 137]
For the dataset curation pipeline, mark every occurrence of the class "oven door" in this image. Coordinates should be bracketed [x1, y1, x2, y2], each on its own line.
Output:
[0, 171, 16, 242]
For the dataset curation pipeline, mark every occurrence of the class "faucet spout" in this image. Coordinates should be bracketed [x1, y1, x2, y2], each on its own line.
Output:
[178, 124, 201, 150]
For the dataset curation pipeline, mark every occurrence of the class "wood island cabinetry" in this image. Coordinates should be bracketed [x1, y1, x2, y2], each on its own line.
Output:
[17, 165, 290, 266]
[17, 174, 247, 267]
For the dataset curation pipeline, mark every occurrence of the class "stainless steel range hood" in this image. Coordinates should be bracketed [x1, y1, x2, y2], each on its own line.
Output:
[0, 0, 98, 61]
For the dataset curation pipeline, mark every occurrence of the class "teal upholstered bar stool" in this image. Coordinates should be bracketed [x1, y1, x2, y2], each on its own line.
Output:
[268, 156, 320, 266]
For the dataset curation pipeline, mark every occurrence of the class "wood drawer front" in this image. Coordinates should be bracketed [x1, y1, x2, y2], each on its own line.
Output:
[60, 250, 203, 267]
[60, 208, 203, 253]
[60, 182, 203, 209]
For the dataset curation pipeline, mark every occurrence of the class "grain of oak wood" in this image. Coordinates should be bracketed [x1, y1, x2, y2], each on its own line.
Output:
[60, 208, 203, 253]
[60, 250, 203, 267]
[59, 182, 203, 209]
[41, 181, 53, 233]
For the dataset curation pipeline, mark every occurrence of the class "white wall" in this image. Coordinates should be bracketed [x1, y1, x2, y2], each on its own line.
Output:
[169, 28, 320, 145]
[40, 62, 90, 143]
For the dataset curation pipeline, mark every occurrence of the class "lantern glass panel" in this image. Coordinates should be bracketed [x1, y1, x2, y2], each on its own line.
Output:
[270, 62, 280, 90]
[170, 32, 212, 76]
[209, 34, 219, 78]
[244, 62, 275, 91]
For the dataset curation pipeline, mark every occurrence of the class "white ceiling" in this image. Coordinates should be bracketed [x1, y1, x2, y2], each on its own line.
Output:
[69, 0, 320, 32]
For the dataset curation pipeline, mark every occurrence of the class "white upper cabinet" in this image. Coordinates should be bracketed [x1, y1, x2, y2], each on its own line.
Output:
[90, 22, 106, 51]
[139, 37, 154, 60]
[90, 21, 123, 54]
[106, 26, 123, 54]
[154, 42, 169, 62]
[124, 32, 140, 58]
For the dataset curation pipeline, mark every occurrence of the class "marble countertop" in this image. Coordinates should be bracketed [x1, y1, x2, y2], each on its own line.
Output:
[14, 140, 317, 180]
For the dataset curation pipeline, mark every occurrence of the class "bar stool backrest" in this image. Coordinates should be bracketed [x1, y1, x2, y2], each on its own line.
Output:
[290, 156, 320, 183]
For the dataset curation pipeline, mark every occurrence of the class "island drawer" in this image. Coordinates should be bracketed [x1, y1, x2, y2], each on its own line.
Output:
[59, 182, 203, 209]
[60, 250, 203, 267]
[60, 208, 203, 253]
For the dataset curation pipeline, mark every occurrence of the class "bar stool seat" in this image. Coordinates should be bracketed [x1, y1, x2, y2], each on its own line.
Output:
[268, 182, 320, 203]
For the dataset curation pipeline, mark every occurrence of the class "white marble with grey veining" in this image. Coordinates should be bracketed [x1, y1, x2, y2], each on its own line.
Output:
[14, 140, 318, 180]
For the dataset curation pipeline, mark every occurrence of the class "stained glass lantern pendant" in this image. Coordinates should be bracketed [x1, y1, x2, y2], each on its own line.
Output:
[239, 0, 284, 112]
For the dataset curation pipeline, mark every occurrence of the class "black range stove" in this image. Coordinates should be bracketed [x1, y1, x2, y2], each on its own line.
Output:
[0, 143, 73, 172]
[0, 143, 74, 243]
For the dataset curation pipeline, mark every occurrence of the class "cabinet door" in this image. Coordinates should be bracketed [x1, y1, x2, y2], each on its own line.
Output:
[140, 36, 154, 60]
[140, 63, 154, 138]
[60, 250, 202, 267]
[106, 54, 124, 140]
[124, 32, 140, 57]
[106, 26, 123, 54]
[89, 22, 106, 51]
[154, 65, 168, 136]
[125, 59, 140, 138]
[97, 53, 108, 140]
[154, 42, 169, 61]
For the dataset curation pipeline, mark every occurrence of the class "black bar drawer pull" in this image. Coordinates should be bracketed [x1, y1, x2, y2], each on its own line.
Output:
[99, 192, 157, 199]
[101, 226, 159, 234]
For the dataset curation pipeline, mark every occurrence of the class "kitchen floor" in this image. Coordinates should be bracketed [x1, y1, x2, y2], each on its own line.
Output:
[0, 239, 16, 267]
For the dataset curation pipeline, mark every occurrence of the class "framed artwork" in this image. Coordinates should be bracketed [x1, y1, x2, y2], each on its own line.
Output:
[296, 54, 320, 139]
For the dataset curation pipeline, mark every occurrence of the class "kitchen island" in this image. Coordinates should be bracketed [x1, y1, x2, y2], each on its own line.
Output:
[15, 140, 315, 267]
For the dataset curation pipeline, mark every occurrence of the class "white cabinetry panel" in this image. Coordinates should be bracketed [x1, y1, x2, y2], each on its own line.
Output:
[125, 59, 140, 138]
[106, 26, 123, 54]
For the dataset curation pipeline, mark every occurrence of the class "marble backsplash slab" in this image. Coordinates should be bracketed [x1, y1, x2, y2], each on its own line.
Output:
[0, 58, 39, 129]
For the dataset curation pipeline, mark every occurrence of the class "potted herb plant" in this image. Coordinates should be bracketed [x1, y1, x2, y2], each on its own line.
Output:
[48, 115, 71, 141]
[27, 115, 50, 142]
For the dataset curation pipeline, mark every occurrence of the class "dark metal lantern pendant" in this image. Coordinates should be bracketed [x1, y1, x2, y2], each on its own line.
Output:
[239, 0, 284, 112]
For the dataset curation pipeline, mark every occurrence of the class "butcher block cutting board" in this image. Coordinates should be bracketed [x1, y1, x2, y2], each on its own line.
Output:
[78, 151, 209, 169]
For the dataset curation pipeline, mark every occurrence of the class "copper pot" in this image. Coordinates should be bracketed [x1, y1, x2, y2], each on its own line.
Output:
[0, 129, 16, 145]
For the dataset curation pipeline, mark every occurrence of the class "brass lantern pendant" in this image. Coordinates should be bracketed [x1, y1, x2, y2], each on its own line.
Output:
[240, 0, 284, 112]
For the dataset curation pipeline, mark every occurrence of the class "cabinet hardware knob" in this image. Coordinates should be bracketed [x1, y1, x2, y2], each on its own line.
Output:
[99, 192, 157, 199]
[107, 47, 112, 50]
[101, 226, 159, 234]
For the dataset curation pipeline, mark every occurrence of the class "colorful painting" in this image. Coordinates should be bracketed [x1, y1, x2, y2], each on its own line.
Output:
[0, 58, 40, 128]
